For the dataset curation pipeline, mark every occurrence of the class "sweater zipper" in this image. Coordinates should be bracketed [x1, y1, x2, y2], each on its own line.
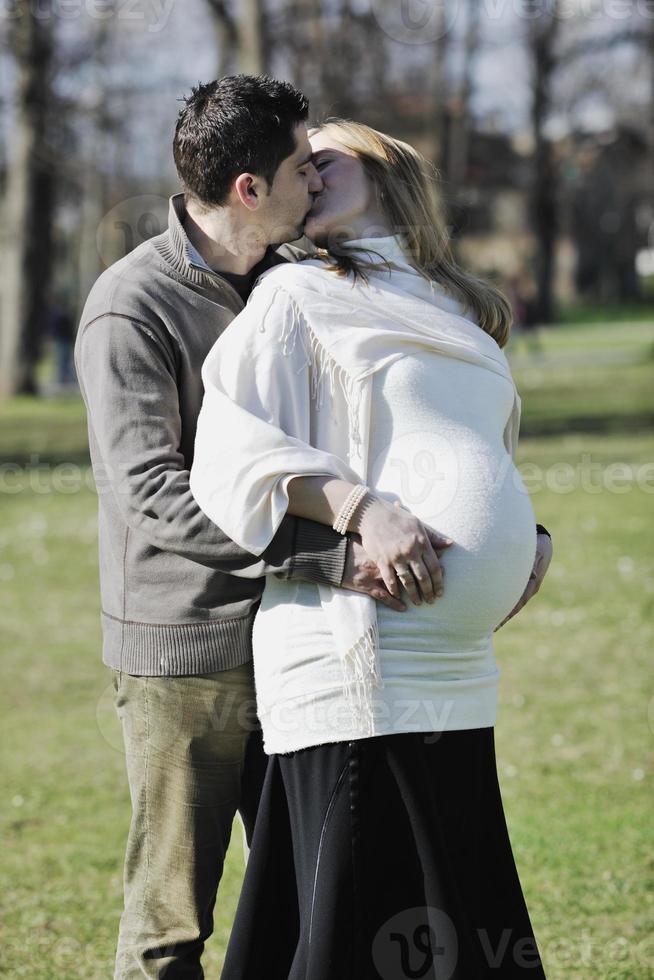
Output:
[187, 261, 246, 311]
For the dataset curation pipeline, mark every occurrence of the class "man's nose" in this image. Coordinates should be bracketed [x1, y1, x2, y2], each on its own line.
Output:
[307, 163, 324, 194]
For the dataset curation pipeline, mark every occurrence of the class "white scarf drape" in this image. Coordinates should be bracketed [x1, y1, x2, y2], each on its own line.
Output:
[191, 237, 522, 733]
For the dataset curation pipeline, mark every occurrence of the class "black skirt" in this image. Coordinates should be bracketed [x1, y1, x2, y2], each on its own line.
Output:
[224, 727, 547, 980]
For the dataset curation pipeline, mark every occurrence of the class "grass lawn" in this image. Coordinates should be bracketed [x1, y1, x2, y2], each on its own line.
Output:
[0, 318, 653, 978]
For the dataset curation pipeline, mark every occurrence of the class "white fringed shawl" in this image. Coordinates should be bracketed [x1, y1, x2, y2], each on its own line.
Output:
[190, 238, 522, 733]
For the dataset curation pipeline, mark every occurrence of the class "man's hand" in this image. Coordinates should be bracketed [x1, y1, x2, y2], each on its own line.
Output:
[494, 531, 553, 632]
[341, 529, 453, 612]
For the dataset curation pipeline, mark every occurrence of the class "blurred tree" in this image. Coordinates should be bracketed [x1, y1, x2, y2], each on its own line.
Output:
[281, 0, 343, 116]
[76, 20, 115, 318]
[431, 0, 451, 177]
[647, 21, 654, 222]
[1, 3, 55, 397]
[326, 0, 359, 118]
[204, 0, 269, 76]
[292, 0, 327, 102]
[527, 0, 560, 326]
[569, 128, 649, 303]
[241, 0, 269, 75]
[553, 18, 654, 306]
[265, 0, 390, 124]
[444, 0, 481, 189]
[205, 1, 239, 74]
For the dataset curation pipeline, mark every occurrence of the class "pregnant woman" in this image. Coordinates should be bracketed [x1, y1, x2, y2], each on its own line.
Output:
[191, 120, 551, 979]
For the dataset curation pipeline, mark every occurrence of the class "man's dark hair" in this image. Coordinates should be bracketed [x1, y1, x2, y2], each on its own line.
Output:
[173, 74, 309, 207]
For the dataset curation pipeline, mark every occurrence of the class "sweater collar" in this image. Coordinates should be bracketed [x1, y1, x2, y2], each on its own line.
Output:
[156, 193, 289, 293]
[150, 193, 223, 289]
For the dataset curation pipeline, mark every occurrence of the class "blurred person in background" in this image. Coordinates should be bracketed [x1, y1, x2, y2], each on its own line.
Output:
[48, 300, 76, 388]
[506, 272, 543, 358]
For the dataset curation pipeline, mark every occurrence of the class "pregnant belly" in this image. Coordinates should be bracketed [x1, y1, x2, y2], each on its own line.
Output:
[371, 434, 537, 646]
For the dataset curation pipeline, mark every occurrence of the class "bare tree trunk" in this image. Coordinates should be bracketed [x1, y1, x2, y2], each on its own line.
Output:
[281, 0, 304, 88]
[76, 23, 114, 319]
[322, 0, 358, 118]
[447, 0, 480, 189]
[529, 2, 560, 325]
[205, 0, 239, 76]
[301, 0, 328, 113]
[1, 3, 55, 398]
[205, 0, 268, 77]
[76, 140, 106, 320]
[648, 23, 654, 228]
[432, 2, 450, 173]
[240, 0, 269, 75]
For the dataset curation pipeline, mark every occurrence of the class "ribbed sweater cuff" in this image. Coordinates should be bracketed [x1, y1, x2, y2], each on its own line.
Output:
[290, 521, 348, 587]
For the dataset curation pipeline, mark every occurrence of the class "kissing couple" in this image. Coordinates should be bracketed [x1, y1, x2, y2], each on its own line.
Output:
[76, 73, 552, 979]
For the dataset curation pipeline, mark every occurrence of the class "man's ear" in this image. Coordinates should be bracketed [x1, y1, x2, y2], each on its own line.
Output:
[233, 173, 267, 212]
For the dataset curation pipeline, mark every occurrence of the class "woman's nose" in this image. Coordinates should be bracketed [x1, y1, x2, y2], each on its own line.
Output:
[307, 163, 324, 194]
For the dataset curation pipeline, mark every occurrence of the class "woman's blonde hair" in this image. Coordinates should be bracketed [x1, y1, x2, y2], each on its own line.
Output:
[308, 119, 513, 348]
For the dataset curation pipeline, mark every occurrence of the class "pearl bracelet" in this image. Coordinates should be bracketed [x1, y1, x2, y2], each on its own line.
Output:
[332, 484, 369, 535]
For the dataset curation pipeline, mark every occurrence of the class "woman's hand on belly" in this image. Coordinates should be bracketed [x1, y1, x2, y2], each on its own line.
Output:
[351, 494, 454, 606]
[341, 535, 407, 612]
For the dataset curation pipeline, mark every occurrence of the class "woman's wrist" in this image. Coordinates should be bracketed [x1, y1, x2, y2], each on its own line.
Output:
[287, 476, 370, 531]
[347, 491, 376, 534]
[332, 483, 372, 535]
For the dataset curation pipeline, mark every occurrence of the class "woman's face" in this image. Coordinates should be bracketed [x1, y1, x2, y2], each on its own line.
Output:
[304, 130, 391, 245]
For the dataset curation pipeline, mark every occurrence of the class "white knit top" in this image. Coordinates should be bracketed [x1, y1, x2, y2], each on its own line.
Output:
[191, 237, 537, 754]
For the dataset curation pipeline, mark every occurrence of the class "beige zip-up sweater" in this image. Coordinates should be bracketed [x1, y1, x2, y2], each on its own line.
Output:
[74, 194, 347, 676]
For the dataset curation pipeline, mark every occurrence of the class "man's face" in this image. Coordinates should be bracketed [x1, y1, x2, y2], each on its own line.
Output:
[259, 123, 324, 245]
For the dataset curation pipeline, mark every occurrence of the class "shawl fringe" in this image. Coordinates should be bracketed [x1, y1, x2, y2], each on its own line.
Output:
[342, 620, 384, 735]
[265, 287, 365, 455]
[261, 286, 379, 713]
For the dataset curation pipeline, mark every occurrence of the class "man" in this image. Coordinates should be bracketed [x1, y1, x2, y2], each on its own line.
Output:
[75, 75, 414, 980]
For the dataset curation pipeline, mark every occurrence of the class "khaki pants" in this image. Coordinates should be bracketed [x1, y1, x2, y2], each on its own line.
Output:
[112, 662, 266, 979]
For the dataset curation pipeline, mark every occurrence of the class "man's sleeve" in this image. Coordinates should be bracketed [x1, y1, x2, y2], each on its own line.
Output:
[74, 313, 346, 585]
